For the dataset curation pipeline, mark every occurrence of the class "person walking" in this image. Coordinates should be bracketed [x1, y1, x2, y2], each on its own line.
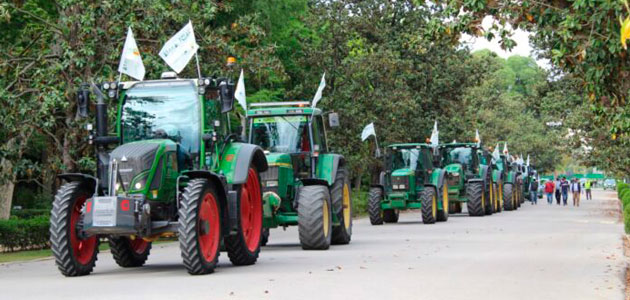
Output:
[530, 179, 539, 205]
[545, 180, 555, 205]
[585, 180, 592, 200]
[560, 177, 570, 206]
[571, 178, 581, 207]
[555, 178, 562, 205]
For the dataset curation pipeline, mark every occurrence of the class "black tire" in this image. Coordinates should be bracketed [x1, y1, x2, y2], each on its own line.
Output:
[109, 237, 152, 268]
[494, 183, 503, 213]
[331, 168, 352, 245]
[261, 228, 269, 246]
[298, 185, 332, 250]
[179, 178, 222, 275]
[437, 183, 449, 222]
[485, 182, 494, 216]
[368, 187, 384, 225]
[50, 182, 99, 277]
[466, 182, 485, 216]
[503, 183, 515, 211]
[224, 167, 263, 266]
[421, 188, 438, 224]
[383, 209, 399, 223]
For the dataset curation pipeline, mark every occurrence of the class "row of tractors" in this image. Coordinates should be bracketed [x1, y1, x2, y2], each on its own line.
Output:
[368, 142, 537, 225]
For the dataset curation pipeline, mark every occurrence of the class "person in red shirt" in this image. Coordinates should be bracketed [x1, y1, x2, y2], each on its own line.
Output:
[544, 180, 555, 205]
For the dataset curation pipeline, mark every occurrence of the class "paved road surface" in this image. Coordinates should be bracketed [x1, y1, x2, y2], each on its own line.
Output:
[0, 190, 625, 300]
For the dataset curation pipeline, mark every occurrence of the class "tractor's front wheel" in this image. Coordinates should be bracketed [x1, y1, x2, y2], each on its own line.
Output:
[466, 182, 485, 216]
[261, 228, 270, 246]
[50, 182, 99, 277]
[368, 187, 384, 225]
[421, 188, 438, 224]
[109, 237, 151, 268]
[449, 202, 462, 214]
[331, 168, 352, 245]
[298, 185, 332, 250]
[179, 178, 222, 275]
[383, 209, 399, 223]
[503, 183, 515, 211]
[225, 168, 263, 265]
[436, 183, 449, 222]
[494, 183, 503, 213]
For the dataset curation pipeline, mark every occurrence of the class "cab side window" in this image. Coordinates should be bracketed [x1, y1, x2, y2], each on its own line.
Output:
[312, 115, 328, 153]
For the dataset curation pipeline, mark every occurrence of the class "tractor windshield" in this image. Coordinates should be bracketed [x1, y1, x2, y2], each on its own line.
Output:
[121, 81, 200, 153]
[389, 148, 420, 171]
[444, 147, 473, 168]
[250, 116, 309, 153]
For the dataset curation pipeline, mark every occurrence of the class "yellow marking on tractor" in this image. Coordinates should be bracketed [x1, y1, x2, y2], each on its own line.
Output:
[342, 184, 351, 229]
[323, 199, 330, 237]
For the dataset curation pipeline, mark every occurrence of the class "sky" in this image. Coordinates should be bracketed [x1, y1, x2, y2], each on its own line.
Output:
[459, 17, 551, 70]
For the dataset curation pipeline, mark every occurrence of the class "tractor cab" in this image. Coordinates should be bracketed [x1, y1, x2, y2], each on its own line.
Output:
[384, 144, 435, 197]
[439, 143, 482, 184]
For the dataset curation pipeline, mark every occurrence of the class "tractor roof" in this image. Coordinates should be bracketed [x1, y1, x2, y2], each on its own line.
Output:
[388, 143, 433, 149]
[247, 101, 322, 117]
[439, 142, 479, 149]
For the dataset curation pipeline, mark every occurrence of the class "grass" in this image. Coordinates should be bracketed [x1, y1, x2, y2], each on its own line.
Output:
[353, 188, 369, 217]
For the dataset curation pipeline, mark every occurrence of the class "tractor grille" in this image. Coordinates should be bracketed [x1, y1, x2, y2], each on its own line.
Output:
[390, 176, 409, 191]
[110, 143, 159, 189]
[447, 175, 459, 188]
[260, 166, 279, 193]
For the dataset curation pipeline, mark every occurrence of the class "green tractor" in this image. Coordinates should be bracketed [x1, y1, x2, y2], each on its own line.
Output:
[368, 143, 449, 225]
[496, 142, 521, 211]
[246, 101, 352, 250]
[50, 73, 268, 276]
[438, 143, 495, 216]
[478, 147, 502, 213]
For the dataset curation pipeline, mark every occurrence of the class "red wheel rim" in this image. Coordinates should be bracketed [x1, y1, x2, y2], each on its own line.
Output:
[130, 238, 149, 254]
[241, 168, 262, 252]
[198, 192, 221, 262]
[69, 195, 97, 265]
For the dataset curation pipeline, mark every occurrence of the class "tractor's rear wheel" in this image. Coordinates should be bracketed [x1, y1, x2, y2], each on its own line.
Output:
[50, 182, 99, 277]
[485, 182, 494, 215]
[109, 237, 151, 268]
[383, 209, 399, 223]
[421, 188, 438, 224]
[179, 178, 222, 275]
[331, 168, 352, 245]
[261, 228, 270, 246]
[436, 183, 449, 222]
[368, 187, 384, 225]
[503, 183, 515, 211]
[466, 182, 485, 216]
[225, 168, 263, 265]
[298, 185, 332, 250]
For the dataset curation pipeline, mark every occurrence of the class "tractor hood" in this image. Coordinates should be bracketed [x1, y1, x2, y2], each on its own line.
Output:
[445, 164, 463, 175]
[110, 139, 175, 193]
[264, 152, 292, 167]
[391, 168, 414, 177]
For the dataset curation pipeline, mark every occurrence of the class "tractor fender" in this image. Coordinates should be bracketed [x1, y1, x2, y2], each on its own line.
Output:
[479, 165, 490, 186]
[181, 170, 231, 233]
[316, 154, 345, 186]
[57, 173, 99, 196]
[379, 171, 386, 186]
[429, 169, 446, 189]
[220, 142, 268, 185]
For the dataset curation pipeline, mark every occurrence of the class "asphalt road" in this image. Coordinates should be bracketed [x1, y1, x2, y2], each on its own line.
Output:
[0, 189, 625, 300]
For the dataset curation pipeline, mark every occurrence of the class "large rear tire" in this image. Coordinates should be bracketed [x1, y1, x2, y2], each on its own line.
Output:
[298, 185, 332, 250]
[436, 183, 449, 222]
[179, 178, 222, 275]
[331, 168, 352, 245]
[503, 183, 515, 211]
[50, 182, 99, 277]
[109, 237, 151, 268]
[225, 168, 263, 266]
[368, 187, 384, 225]
[466, 182, 485, 216]
[421, 188, 437, 224]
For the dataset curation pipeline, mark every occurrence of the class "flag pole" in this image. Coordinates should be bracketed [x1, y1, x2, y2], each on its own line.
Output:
[194, 53, 202, 80]
[373, 133, 381, 158]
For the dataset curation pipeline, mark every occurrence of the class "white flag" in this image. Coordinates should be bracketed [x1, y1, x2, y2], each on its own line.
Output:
[503, 142, 509, 155]
[361, 123, 376, 141]
[475, 129, 481, 146]
[492, 144, 500, 162]
[159, 21, 199, 73]
[526, 155, 530, 166]
[235, 69, 246, 110]
[312, 73, 326, 108]
[118, 27, 145, 81]
[430, 121, 439, 146]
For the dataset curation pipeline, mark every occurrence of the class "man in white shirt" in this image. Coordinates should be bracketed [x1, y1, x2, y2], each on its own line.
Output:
[570, 178, 581, 207]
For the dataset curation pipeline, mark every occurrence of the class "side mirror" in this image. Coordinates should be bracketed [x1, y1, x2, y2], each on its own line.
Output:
[219, 80, 235, 113]
[77, 87, 90, 119]
[328, 112, 340, 128]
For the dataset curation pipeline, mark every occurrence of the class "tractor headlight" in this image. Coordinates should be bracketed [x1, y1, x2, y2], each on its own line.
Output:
[131, 172, 149, 191]
[393, 184, 399, 190]
[266, 180, 278, 187]
[103, 82, 110, 90]
[399, 184, 406, 190]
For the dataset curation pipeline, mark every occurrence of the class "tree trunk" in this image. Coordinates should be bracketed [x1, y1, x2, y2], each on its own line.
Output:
[0, 158, 16, 220]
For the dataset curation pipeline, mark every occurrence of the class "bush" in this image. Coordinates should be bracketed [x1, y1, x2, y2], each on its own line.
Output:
[625, 205, 630, 234]
[623, 193, 630, 208]
[619, 187, 629, 201]
[353, 189, 368, 217]
[0, 216, 49, 252]
[10, 209, 50, 219]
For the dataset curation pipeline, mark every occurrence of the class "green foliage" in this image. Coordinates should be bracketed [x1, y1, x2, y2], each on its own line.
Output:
[618, 183, 629, 194]
[0, 216, 49, 252]
[10, 209, 49, 219]
[352, 189, 368, 217]
[624, 205, 630, 234]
